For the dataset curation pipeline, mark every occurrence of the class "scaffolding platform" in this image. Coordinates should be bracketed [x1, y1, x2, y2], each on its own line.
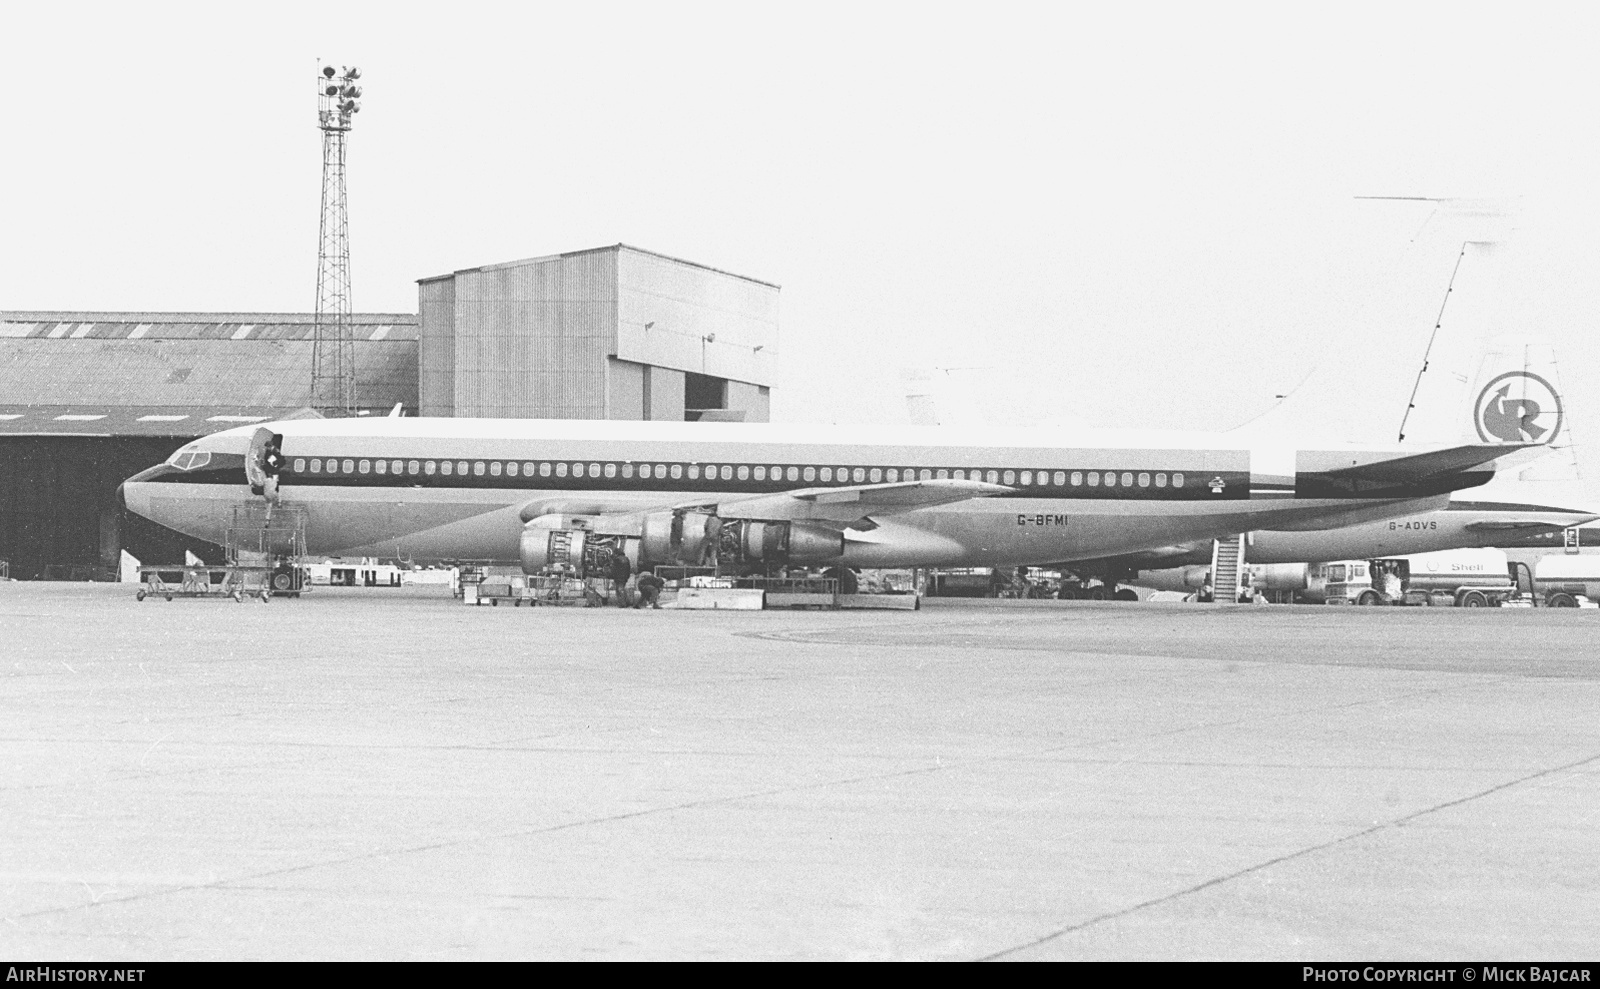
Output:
[461, 570, 606, 607]
[226, 502, 309, 596]
[135, 565, 275, 603]
[136, 502, 309, 603]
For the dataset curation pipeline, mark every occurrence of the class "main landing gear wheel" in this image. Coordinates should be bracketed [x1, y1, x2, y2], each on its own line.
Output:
[824, 567, 858, 595]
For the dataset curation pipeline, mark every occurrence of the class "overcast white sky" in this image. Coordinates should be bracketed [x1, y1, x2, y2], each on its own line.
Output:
[4, 2, 1599, 492]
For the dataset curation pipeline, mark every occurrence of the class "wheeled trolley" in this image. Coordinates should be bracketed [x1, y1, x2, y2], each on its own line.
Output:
[134, 565, 277, 603]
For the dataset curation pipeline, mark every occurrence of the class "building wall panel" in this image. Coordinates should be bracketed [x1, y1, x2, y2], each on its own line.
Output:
[726, 381, 771, 423]
[614, 247, 778, 389]
[417, 245, 769, 422]
[646, 366, 686, 421]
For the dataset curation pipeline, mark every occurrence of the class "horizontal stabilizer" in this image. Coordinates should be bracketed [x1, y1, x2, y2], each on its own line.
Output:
[1317, 443, 1539, 484]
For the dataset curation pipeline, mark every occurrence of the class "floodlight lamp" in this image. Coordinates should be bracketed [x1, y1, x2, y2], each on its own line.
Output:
[323, 65, 336, 78]
[325, 85, 339, 96]
[350, 86, 361, 97]
[704, 333, 716, 343]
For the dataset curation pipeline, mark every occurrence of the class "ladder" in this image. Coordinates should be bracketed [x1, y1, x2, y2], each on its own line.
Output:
[1209, 533, 1246, 603]
[227, 502, 308, 566]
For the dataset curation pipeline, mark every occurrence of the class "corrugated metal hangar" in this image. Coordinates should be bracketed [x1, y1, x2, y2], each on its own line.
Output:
[0, 311, 419, 579]
[419, 244, 776, 422]
[0, 244, 780, 579]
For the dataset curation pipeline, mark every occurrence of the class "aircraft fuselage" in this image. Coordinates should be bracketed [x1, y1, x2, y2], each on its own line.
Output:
[121, 418, 1507, 570]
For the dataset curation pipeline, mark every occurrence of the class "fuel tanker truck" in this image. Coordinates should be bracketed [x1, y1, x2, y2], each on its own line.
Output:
[1530, 555, 1600, 607]
[1137, 548, 1522, 606]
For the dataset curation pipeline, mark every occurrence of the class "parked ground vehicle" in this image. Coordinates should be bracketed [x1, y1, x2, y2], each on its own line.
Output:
[1531, 555, 1600, 607]
[1320, 549, 1519, 607]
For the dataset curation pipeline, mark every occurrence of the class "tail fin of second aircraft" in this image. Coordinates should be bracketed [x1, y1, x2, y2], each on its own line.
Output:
[1403, 333, 1581, 489]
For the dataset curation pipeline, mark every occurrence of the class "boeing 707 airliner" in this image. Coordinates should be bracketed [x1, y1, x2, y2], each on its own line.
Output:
[122, 418, 1535, 589]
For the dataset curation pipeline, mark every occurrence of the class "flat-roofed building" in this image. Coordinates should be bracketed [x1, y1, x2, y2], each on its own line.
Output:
[418, 244, 777, 423]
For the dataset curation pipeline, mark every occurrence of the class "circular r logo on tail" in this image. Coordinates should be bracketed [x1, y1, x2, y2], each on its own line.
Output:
[1474, 371, 1563, 444]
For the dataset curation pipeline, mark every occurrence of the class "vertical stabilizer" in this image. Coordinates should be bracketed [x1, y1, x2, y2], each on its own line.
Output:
[1466, 336, 1580, 486]
[1419, 335, 1584, 504]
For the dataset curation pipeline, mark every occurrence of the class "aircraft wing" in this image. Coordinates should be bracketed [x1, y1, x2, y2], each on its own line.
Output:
[682, 477, 1014, 522]
[518, 478, 1012, 531]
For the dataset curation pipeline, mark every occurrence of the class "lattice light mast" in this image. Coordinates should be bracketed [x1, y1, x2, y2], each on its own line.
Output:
[311, 63, 362, 416]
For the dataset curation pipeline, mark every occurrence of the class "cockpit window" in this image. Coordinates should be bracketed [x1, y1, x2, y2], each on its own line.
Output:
[166, 449, 212, 471]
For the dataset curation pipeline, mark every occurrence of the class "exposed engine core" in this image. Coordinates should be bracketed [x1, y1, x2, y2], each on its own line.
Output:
[520, 510, 846, 576]
[716, 519, 845, 565]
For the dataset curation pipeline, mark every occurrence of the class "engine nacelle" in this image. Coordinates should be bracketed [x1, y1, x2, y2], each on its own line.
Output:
[635, 511, 845, 568]
[525, 510, 848, 573]
[1150, 562, 1309, 593]
[520, 525, 591, 575]
[1254, 563, 1309, 593]
[716, 519, 845, 565]
[638, 510, 720, 566]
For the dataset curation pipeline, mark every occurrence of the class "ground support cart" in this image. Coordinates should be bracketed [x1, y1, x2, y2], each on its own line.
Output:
[135, 565, 276, 603]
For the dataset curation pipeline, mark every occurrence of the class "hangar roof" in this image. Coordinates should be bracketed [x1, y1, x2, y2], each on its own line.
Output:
[0, 312, 417, 342]
[0, 404, 327, 437]
[0, 312, 418, 427]
[417, 242, 782, 289]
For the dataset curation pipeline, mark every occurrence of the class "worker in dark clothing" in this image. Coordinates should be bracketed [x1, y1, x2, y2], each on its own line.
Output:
[635, 570, 665, 609]
[609, 551, 633, 607]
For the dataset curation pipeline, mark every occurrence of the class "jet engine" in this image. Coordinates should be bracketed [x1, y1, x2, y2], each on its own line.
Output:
[520, 525, 591, 575]
[519, 510, 847, 575]
[1254, 563, 1309, 593]
[714, 519, 845, 565]
[1160, 562, 1309, 592]
[638, 511, 844, 568]
[519, 522, 634, 578]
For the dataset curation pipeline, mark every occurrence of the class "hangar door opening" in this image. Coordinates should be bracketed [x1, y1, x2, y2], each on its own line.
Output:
[685, 373, 740, 422]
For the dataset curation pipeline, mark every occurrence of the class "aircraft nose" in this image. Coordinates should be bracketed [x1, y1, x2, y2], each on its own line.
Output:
[120, 463, 172, 521]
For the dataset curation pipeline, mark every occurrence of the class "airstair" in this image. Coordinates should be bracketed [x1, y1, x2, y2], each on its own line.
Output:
[1209, 533, 1246, 603]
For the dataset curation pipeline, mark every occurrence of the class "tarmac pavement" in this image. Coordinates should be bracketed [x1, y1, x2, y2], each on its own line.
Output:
[2, 584, 1597, 960]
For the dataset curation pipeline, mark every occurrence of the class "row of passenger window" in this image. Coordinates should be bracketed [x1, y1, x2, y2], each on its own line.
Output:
[290, 457, 1190, 490]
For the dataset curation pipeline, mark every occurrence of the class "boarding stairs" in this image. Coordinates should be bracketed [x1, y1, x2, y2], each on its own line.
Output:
[1209, 533, 1246, 604]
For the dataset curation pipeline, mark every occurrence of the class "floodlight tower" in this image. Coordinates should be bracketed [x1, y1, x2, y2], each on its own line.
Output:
[311, 62, 362, 416]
